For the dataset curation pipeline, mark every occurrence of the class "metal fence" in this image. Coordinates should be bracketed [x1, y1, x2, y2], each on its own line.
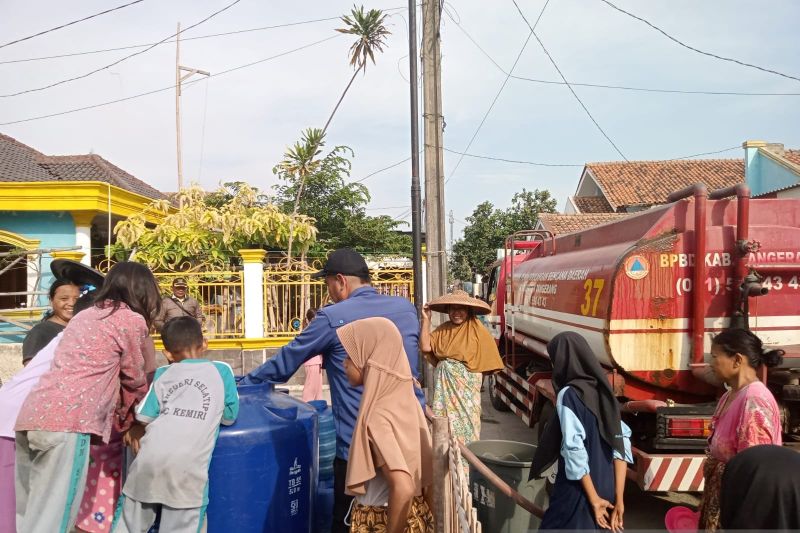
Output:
[153, 271, 244, 339]
[263, 267, 414, 337]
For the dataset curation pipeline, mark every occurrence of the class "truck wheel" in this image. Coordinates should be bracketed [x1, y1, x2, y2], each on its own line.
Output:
[488, 373, 511, 412]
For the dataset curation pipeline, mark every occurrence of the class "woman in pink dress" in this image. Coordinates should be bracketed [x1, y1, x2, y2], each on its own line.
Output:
[302, 308, 324, 402]
[698, 328, 784, 532]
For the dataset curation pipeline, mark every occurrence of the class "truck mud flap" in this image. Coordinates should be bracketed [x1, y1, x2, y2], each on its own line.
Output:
[494, 368, 535, 427]
[630, 447, 705, 492]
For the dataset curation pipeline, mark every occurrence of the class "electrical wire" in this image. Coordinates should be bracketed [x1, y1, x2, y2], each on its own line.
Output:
[1, 0, 243, 98]
[0, 34, 341, 126]
[512, 0, 628, 161]
[444, 147, 583, 167]
[0, 0, 146, 50]
[443, 11, 800, 97]
[665, 145, 739, 160]
[0, 6, 409, 66]
[352, 156, 412, 183]
[599, 0, 800, 84]
[445, 0, 550, 185]
[511, 75, 800, 97]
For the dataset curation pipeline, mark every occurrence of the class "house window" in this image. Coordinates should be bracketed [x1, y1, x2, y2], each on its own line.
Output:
[0, 243, 27, 309]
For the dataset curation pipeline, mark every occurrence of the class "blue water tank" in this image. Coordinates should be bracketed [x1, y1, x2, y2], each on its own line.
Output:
[308, 400, 335, 533]
[206, 382, 319, 533]
[308, 400, 335, 483]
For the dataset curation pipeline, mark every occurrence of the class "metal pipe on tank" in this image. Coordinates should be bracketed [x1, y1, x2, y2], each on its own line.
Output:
[668, 184, 709, 378]
[709, 184, 752, 319]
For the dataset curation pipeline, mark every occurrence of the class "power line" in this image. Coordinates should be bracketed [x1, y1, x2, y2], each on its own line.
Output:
[444, 147, 582, 167]
[511, 75, 800, 97]
[0, 35, 340, 126]
[599, 0, 800, 84]
[0, 0, 146, 50]
[446, 0, 550, 185]
[512, 0, 628, 161]
[666, 145, 739, 160]
[443, 11, 800, 97]
[0, 7, 409, 66]
[1, 0, 243, 98]
[365, 205, 411, 211]
[352, 156, 412, 183]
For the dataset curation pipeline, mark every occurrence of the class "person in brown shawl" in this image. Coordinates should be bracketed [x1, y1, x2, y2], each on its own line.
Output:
[420, 290, 503, 476]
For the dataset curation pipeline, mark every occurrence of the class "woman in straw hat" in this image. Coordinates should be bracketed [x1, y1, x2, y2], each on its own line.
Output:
[420, 290, 503, 470]
[338, 317, 434, 533]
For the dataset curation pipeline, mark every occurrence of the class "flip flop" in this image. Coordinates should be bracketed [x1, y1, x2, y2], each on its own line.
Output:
[665, 505, 699, 533]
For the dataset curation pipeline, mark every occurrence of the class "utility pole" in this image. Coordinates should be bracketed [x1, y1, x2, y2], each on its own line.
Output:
[448, 209, 454, 253]
[408, 2, 423, 320]
[423, 0, 447, 303]
[175, 22, 209, 198]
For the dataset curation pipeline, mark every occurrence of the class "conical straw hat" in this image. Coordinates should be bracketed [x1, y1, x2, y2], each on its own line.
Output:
[427, 289, 491, 315]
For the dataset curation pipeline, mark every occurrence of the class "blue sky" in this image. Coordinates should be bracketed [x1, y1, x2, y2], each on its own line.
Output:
[1, 0, 799, 239]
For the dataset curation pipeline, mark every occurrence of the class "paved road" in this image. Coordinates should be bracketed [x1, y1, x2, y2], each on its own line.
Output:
[478, 387, 700, 531]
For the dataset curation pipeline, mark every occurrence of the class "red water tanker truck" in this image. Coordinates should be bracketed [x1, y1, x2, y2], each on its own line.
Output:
[482, 184, 800, 493]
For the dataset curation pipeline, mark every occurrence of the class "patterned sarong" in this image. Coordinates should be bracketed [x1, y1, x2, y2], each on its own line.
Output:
[431, 358, 482, 477]
[350, 495, 433, 533]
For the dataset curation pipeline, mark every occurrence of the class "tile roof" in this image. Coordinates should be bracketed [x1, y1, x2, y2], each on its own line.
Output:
[0, 133, 164, 200]
[572, 195, 613, 213]
[585, 159, 744, 210]
[538, 213, 630, 235]
[782, 149, 800, 167]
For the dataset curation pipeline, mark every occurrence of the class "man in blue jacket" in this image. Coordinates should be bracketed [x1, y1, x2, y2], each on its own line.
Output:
[241, 248, 424, 533]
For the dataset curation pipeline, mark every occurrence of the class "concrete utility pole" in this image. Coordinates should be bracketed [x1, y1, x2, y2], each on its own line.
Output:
[422, 0, 447, 304]
[175, 22, 209, 198]
[448, 209, 454, 253]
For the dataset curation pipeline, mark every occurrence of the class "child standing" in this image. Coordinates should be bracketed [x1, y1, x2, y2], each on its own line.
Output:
[14, 262, 161, 533]
[338, 317, 434, 533]
[113, 316, 239, 533]
[530, 332, 632, 531]
[302, 308, 324, 402]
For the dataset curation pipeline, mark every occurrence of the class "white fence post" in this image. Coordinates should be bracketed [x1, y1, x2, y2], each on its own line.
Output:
[240, 249, 266, 339]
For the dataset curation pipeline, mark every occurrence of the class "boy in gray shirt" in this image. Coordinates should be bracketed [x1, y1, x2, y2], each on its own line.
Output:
[113, 317, 239, 533]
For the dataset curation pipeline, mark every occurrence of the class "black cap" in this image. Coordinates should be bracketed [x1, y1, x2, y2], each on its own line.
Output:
[311, 248, 370, 279]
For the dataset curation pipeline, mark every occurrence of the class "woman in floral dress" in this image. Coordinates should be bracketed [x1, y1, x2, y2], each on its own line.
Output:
[698, 328, 784, 532]
[419, 290, 503, 475]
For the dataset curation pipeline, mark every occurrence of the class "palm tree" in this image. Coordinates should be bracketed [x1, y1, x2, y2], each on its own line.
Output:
[279, 128, 324, 266]
[283, 5, 391, 263]
[323, 5, 391, 134]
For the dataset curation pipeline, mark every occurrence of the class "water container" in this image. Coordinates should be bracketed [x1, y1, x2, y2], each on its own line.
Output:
[308, 400, 335, 483]
[207, 382, 319, 533]
[308, 400, 335, 533]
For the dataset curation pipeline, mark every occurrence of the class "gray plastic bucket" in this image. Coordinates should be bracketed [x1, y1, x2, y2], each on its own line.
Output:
[467, 440, 549, 533]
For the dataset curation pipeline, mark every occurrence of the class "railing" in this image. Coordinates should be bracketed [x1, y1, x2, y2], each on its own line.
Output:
[100, 259, 413, 342]
[430, 413, 544, 533]
[152, 272, 244, 339]
[262, 267, 414, 337]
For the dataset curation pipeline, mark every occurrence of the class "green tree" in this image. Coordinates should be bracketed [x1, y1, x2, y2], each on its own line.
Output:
[281, 7, 391, 258]
[273, 142, 411, 255]
[449, 189, 557, 280]
[339, 214, 411, 254]
[450, 202, 507, 281]
[502, 188, 557, 232]
[110, 184, 316, 270]
[325, 6, 391, 133]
